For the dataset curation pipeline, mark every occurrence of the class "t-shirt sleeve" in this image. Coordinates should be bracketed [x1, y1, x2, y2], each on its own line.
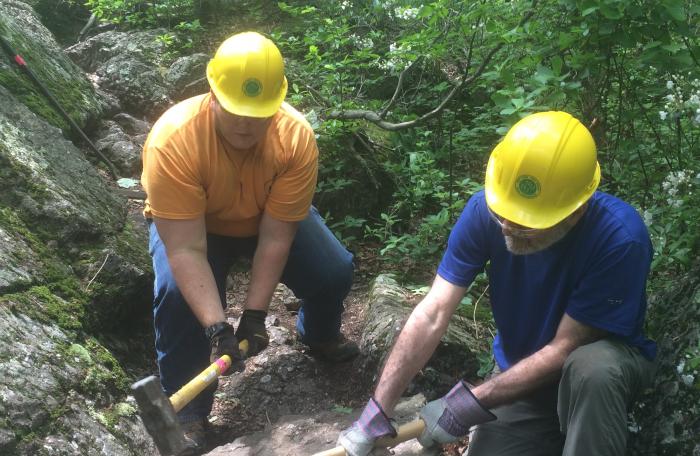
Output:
[142, 142, 206, 219]
[437, 194, 490, 287]
[565, 241, 651, 336]
[264, 126, 318, 222]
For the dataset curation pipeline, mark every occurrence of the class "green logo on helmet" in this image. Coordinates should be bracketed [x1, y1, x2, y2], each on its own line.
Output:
[243, 78, 262, 97]
[515, 175, 541, 199]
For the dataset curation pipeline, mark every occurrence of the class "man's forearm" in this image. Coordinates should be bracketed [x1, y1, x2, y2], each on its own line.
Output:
[168, 249, 226, 328]
[374, 303, 449, 415]
[472, 344, 566, 409]
[472, 314, 606, 409]
[245, 213, 298, 312]
[245, 241, 291, 311]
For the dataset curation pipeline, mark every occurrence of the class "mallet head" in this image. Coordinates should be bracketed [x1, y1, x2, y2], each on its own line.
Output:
[131, 375, 187, 455]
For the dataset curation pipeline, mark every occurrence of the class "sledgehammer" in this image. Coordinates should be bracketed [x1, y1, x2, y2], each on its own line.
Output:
[131, 341, 248, 455]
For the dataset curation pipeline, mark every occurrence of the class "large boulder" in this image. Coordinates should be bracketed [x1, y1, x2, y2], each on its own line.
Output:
[359, 274, 485, 399]
[64, 29, 173, 118]
[0, 36, 154, 456]
[0, 1, 107, 130]
[628, 262, 700, 455]
[166, 52, 209, 101]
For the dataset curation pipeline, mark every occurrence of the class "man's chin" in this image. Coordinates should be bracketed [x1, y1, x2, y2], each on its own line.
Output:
[504, 236, 544, 255]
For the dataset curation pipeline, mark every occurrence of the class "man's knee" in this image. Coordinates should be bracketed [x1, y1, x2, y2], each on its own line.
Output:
[562, 340, 625, 394]
[331, 253, 354, 294]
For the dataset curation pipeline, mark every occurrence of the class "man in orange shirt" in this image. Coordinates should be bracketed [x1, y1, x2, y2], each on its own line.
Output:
[142, 32, 358, 454]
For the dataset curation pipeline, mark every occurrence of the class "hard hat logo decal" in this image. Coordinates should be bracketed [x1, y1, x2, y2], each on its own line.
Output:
[243, 78, 262, 97]
[515, 175, 541, 199]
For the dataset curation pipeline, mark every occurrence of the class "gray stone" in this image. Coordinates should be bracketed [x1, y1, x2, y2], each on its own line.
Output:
[0, 307, 156, 456]
[0, 85, 125, 244]
[204, 395, 436, 456]
[166, 53, 209, 100]
[0, 224, 41, 291]
[94, 119, 143, 176]
[65, 29, 173, 117]
[112, 112, 151, 136]
[360, 274, 481, 399]
[0, 0, 108, 130]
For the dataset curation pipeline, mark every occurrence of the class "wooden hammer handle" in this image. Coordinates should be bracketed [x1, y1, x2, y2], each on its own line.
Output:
[312, 418, 426, 456]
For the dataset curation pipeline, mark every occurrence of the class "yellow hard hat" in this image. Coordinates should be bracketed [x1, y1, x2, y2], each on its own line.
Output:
[206, 31, 287, 118]
[484, 111, 600, 229]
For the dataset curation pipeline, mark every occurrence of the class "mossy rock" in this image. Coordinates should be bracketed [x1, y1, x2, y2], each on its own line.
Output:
[0, 1, 106, 131]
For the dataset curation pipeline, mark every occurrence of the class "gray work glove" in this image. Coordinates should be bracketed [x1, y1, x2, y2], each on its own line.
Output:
[235, 309, 269, 356]
[418, 380, 496, 448]
[338, 398, 397, 456]
[207, 322, 245, 375]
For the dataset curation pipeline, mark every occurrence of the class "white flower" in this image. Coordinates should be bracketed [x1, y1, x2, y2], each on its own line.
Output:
[659, 111, 668, 120]
[677, 359, 686, 374]
[681, 374, 695, 387]
[667, 80, 674, 89]
[394, 6, 420, 20]
[643, 210, 653, 226]
[340, 0, 351, 10]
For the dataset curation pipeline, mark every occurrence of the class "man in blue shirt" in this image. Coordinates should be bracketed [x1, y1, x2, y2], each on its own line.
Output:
[338, 111, 656, 456]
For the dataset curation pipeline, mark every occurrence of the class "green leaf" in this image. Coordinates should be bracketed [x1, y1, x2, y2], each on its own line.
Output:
[332, 405, 353, 414]
[661, 43, 684, 53]
[663, 0, 686, 21]
[581, 6, 599, 16]
[533, 65, 554, 85]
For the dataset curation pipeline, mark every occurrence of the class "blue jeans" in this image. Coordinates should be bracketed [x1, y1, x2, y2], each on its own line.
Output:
[148, 207, 354, 422]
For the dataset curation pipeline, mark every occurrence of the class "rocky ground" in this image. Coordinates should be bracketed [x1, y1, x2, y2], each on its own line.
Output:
[200, 265, 467, 456]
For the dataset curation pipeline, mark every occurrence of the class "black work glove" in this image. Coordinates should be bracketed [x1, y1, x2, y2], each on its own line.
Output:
[207, 322, 245, 375]
[235, 309, 269, 356]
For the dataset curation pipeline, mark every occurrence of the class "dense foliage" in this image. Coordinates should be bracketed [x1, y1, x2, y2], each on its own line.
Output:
[78, 0, 699, 303]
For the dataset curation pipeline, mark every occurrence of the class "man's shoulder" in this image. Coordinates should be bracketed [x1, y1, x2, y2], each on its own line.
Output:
[147, 94, 210, 147]
[587, 192, 649, 247]
[275, 102, 315, 136]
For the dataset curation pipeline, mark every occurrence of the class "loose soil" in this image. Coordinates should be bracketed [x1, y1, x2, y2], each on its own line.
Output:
[203, 246, 466, 455]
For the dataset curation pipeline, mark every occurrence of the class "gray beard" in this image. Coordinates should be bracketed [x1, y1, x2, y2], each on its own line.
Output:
[504, 221, 574, 255]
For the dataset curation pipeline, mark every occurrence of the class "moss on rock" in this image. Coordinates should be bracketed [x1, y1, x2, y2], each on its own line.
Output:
[0, 5, 105, 132]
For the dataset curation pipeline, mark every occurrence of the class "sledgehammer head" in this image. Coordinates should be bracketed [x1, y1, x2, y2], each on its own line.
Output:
[131, 375, 187, 455]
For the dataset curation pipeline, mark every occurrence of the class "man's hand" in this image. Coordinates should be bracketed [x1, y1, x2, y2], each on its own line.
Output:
[207, 322, 245, 375]
[338, 398, 396, 456]
[418, 380, 495, 448]
[235, 309, 269, 356]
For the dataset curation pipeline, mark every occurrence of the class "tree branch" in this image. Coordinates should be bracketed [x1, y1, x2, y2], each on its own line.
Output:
[327, 0, 539, 131]
[379, 56, 423, 119]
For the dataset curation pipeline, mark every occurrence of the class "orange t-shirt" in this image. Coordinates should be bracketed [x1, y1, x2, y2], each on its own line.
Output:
[141, 94, 318, 237]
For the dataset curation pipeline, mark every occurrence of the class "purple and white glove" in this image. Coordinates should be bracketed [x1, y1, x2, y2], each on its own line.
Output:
[418, 380, 495, 448]
[338, 398, 397, 456]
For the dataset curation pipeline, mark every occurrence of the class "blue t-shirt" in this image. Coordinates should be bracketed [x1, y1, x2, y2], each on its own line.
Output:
[437, 190, 656, 370]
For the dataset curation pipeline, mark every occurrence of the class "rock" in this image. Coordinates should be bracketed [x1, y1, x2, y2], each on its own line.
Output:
[359, 274, 481, 399]
[0, 85, 125, 243]
[112, 112, 151, 136]
[204, 395, 437, 456]
[65, 29, 173, 118]
[0, 307, 157, 455]
[0, 16, 154, 453]
[0, 0, 108, 130]
[166, 53, 209, 100]
[0, 223, 42, 291]
[94, 119, 144, 176]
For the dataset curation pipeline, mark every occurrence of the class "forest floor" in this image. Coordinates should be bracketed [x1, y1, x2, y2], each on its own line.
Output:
[198, 245, 466, 455]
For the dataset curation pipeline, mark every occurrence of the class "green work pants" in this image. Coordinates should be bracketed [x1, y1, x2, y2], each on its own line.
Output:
[465, 339, 656, 456]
